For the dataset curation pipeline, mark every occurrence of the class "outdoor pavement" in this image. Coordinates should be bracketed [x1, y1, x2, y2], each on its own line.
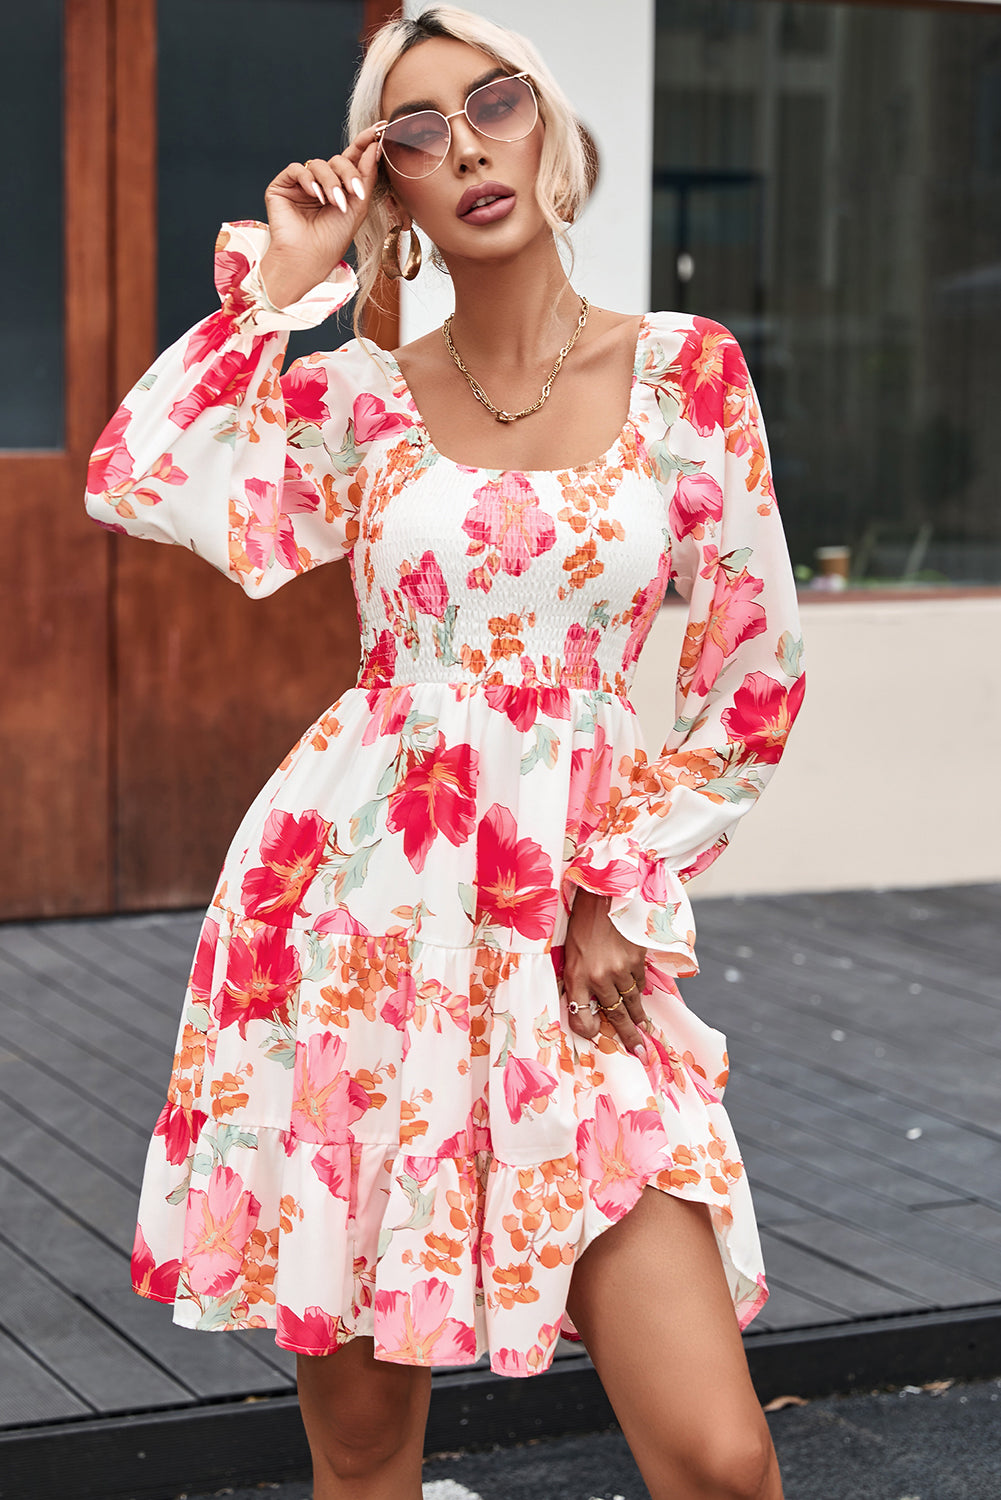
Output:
[0, 880, 998, 1498]
[174, 1374, 1001, 1499]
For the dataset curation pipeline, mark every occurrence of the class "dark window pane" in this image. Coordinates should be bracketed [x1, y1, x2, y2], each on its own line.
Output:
[158, 0, 365, 366]
[0, 0, 63, 448]
[654, 0, 1001, 586]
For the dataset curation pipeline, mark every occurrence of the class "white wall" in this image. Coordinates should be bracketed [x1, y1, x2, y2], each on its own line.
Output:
[630, 595, 1001, 897]
[400, 0, 655, 340]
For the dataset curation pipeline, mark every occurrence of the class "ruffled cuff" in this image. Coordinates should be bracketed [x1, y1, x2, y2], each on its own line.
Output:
[214, 219, 358, 335]
[561, 832, 699, 978]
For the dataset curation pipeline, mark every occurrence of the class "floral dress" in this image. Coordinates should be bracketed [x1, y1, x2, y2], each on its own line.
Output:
[84, 220, 806, 1377]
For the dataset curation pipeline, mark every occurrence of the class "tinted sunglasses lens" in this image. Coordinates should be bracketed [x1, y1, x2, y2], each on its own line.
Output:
[382, 111, 449, 176]
[467, 75, 537, 141]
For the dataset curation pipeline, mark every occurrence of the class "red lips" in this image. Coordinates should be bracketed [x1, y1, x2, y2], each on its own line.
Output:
[456, 181, 515, 217]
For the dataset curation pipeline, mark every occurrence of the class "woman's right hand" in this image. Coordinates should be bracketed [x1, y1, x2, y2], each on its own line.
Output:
[259, 125, 383, 308]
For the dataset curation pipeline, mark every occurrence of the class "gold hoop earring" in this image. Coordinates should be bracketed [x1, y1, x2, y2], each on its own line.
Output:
[381, 224, 422, 281]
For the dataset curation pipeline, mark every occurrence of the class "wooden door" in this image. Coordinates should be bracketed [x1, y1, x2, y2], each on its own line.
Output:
[1, 0, 399, 921]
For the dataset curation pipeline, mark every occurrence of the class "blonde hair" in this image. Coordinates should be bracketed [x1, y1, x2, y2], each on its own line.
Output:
[346, 4, 598, 341]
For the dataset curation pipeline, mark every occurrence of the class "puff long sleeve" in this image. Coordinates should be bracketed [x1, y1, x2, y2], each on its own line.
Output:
[84, 220, 368, 598]
[562, 316, 807, 976]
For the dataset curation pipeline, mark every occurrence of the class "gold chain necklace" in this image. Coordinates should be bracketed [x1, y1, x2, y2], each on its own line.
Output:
[441, 294, 590, 423]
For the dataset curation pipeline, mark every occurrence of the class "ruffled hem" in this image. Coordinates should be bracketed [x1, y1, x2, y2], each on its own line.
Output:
[562, 831, 700, 973]
[130, 925, 769, 1376]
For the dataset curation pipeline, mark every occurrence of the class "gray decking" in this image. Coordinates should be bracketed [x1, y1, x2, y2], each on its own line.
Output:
[0, 882, 997, 1429]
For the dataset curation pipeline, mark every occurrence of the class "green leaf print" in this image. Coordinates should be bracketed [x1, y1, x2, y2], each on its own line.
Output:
[302, 930, 334, 983]
[350, 796, 384, 845]
[457, 882, 477, 921]
[166, 1179, 189, 1206]
[329, 422, 362, 475]
[520, 722, 560, 775]
[705, 766, 765, 805]
[492, 1009, 517, 1070]
[332, 840, 380, 901]
[719, 546, 753, 578]
[136, 370, 157, 392]
[390, 1174, 437, 1233]
[645, 902, 688, 947]
[197, 1290, 245, 1331]
[287, 419, 323, 449]
[655, 387, 681, 426]
[586, 599, 611, 631]
[186, 1002, 211, 1031]
[776, 630, 805, 678]
[432, 603, 462, 666]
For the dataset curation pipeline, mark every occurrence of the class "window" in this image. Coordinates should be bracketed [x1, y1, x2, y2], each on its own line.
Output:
[158, 0, 366, 367]
[653, 0, 1001, 587]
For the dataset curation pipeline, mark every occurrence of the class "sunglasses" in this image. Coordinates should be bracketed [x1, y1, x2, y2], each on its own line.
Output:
[374, 72, 539, 179]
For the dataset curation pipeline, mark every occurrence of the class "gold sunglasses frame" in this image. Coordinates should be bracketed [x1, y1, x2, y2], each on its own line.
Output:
[373, 72, 538, 179]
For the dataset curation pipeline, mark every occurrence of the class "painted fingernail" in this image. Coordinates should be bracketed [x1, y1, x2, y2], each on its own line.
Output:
[351, 177, 365, 201]
[332, 185, 348, 213]
[630, 1039, 648, 1056]
[310, 182, 325, 205]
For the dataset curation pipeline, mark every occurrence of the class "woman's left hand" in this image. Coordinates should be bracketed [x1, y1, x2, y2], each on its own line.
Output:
[563, 888, 649, 1053]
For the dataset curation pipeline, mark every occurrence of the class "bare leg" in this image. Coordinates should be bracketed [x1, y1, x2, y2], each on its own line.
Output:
[567, 1188, 783, 1500]
[295, 1336, 431, 1500]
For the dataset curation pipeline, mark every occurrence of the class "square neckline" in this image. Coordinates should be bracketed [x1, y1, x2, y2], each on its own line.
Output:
[360, 313, 651, 479]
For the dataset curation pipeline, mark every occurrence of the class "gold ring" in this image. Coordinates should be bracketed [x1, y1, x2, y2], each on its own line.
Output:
[619, 979, 639, 996]
[597, 995, 625, 1014]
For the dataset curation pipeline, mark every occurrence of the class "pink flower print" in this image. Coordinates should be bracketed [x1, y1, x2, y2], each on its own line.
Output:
[484, 662, 571, 731]
[503, 1055, 558, 1124]
[399, 550, 449, 619]
[311, 1142, 354, 1202]
[241, 808, 332, 922]
[493, 1319, 562, 1376]
[87, 406, 136, 493]
[359, 631, 400, 695]
[131, 1225, 182, 1303]
[622, 551, 671, 670]
[215, 925, 301, 1039]
[670, 471, 724, 541]
[277, 1303, 344, 1353]
[168, 349, 256, 429]
[576, 1095, 672, 1221]
[381, 964, 417, 1033]
[182, 304, 242, 371]
[562, 624, 601, 689]
[188, 917, 220, 1006]
[241, 475, 318, 575]
[566, 727, 613, 845]
[386, 733, 479, 874]
[292, 1033, 369, 1144]
[282, 363, 330, 426]
[374, 1277, 477, 1365]
[313, 908, 371, 936]
[182, 1163, 261, 1296]
[352, 392, 415, 444]
[212, 245, 251, 301]
[462, 474, 556, 590]
[721, 670, 806, 765]
[154, 1099, 208, 1167]
[674, 319, 732, 437]
[692, 566, 767, 696]
[475, 802, 558, 941]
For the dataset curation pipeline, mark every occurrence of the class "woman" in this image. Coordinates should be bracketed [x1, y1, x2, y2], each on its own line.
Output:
[86, 6, 804, 1497]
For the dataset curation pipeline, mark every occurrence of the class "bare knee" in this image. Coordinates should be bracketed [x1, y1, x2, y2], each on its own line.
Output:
[296, 1340, 431, 1485]
[680, 1417, 778, 1500]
